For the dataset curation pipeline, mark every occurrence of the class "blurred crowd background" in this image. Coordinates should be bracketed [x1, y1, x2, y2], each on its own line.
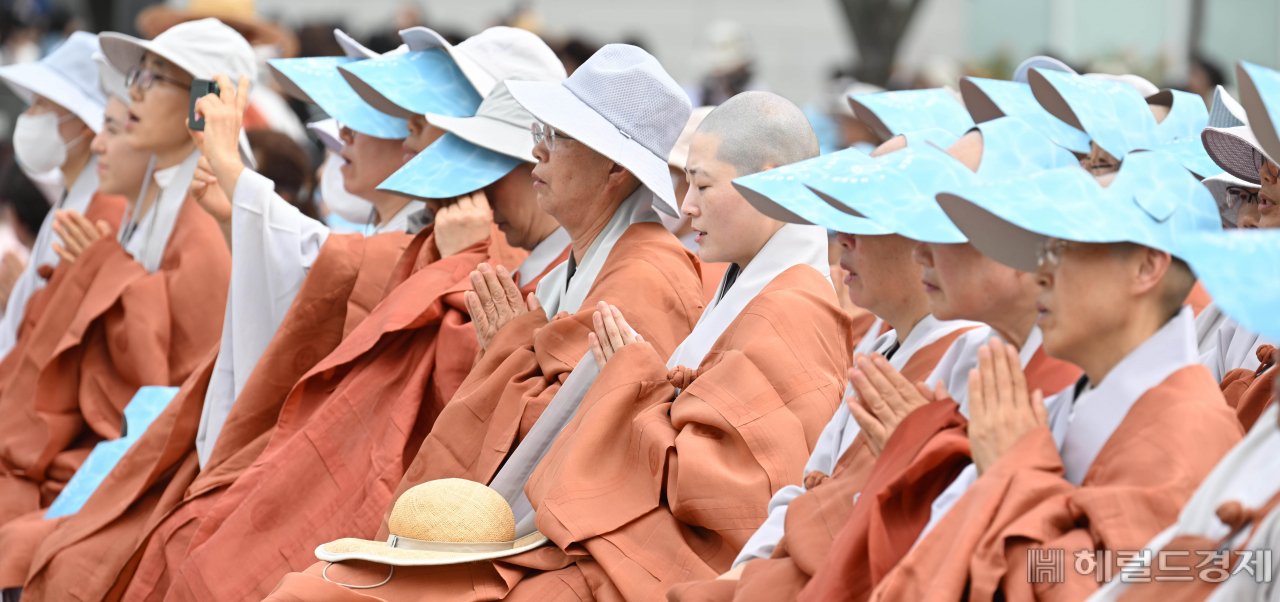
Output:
[0, 0, 1275, 243]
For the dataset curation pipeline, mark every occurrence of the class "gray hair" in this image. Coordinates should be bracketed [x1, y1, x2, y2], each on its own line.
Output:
[695, 91, 820, 177]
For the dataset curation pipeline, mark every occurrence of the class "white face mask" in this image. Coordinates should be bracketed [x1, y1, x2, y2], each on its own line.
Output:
[319, 152, 376, 225]
[13, 111, 83, 174]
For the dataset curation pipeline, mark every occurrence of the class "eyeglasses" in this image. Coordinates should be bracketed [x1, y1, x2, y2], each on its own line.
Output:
[125, 67, 189, 92]
[1037, 237, 1070, 268]
[1226, 186, 1260, 210]
[1264, 159, 1280, 180]
[531, 121, 574, 151]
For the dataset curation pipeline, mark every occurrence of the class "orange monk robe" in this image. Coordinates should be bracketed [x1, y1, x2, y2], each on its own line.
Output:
[862, 315, 1241, 602]
[666, 320, 978, 602]
[700, 261, 731, 305]
[1185, 281, 1212, 317]
[1, 231, 410, 601]
[263, 263, 850, 602]
[1218, 344, 1276, 431]
[373, 221, 704, 540]
[124, 224, 545, 602]
[0, 192, 227, 529]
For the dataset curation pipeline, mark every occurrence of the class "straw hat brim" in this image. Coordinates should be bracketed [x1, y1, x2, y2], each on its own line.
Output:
[315, 532, 549, 567]
[136, 6, 299, 58]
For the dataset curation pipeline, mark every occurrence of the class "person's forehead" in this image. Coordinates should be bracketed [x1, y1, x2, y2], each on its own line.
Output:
[142, 52, 187, 77]
[684, 132, 728, 174]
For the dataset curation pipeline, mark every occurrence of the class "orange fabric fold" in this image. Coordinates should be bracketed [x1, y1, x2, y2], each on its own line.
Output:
[864, 365, 1241, 602]
[124, 226, 543, 602]
[12, 231, 409, 602]
[0, 194, 222, 529]
[261, 264, 849, 602]
[666, 326, 977, 602]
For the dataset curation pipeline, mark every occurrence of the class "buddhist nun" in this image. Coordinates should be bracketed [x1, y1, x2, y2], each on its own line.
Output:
[666, 132, 983, 602]
[858, 150, 1241, 602]
[0, 32, 126, 356]
[836, 88, 978, 347]
[0, 46, 148, 596]
[1196, 64, 1280, 430]
[125, 44, 701, 602]
[0, 19, 240, 531]
[265, 88, 849, 602]
[1089, 228, 1280, 602]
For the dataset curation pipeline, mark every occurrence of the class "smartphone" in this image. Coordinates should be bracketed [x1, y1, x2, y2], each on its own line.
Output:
[188, 78, 220, 131]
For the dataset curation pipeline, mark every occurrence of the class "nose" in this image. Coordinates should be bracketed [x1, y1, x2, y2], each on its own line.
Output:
[532, 139, 550, 163]
[681, 188, 700, 217]
[90, 131, 108, 154]
[911, 240, 933, 267]
[1237, 203, 1261, 229]
[836, 232, 856, 250]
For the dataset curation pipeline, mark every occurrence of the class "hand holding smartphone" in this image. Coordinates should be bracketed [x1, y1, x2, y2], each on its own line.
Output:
[188, 78, 221, 131]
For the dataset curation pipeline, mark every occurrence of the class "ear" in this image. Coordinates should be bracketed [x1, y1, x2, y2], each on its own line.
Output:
[1132, 247, 1172, 297]
[605, 161, 633, 191]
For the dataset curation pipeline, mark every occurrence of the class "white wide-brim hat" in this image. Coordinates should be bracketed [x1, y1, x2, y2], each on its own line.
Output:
[0, 31, 107, 132]
[401, 26, 565, 100]
[315, 479, 548, 567]
[1202, 125, 1271, 185]
[507, 44, 691, 216]
[427, 77, 553, 164]
[1202, 172, 1254, 229]
[100, 18, 257, 86]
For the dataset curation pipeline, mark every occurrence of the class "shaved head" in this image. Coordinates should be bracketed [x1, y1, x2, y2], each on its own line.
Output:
[694, 91, 820, 177]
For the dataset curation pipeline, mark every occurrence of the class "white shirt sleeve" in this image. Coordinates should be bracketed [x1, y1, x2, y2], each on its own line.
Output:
[195, 168, 330, 467]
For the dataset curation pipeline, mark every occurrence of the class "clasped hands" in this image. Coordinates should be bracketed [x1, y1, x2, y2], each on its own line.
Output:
[847, 337, 1047, 474]
[465, 263, 540, 350]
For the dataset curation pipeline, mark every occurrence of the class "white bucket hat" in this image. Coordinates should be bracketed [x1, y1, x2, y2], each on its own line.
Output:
[1202, 172, 1255, 228]
[315, 479, 547, 569]
[100, 18, 258, 88]
[1203, 75, 1268, 185]
[507, 44, 693, 216]
[400, 26, 565, 99]
[426, 73, 558, 164]
[101, 19, 258, 169]
[0, 31, 107, 132]
[92, 52, 130, 103]
[667, 106, 716, 170]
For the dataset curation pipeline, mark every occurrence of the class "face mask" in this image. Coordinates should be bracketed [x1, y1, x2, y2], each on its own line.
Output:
[13, 111, 83, 174]
[319, 152, 376, 225]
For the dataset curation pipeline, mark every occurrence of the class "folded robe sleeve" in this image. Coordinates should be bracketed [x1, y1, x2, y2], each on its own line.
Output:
[524, 277, 850, 600]
[869, 366, 1242, 602]
[196, 168, 330, 467]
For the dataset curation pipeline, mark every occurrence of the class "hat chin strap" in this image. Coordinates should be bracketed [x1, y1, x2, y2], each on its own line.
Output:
[386, 534, 519, 552]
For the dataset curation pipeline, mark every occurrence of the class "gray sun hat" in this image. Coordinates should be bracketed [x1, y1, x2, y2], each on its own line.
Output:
[506, 44, 692, 216]
[1202, 172, 1256, 229]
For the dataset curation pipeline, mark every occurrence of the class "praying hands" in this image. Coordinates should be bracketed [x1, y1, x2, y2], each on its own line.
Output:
[847, 353, 949, 456]
[464, 263, 540, 350]
[966, 337, 1048, 475]
[588, 301, 643, 367]
[51, 209, 111, 264]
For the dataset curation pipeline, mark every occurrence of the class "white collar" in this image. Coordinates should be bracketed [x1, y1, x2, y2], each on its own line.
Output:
[514, 227, 571, 288]
[152, 162, 184, 189]
[1054, 306, 1199, 485]
[665, 223, 829, 370]
[534, 186, 660, 317]
[374, 200, 426, 234]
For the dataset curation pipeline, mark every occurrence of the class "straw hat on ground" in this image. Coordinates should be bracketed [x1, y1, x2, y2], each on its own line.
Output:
[315, 479, 548, 568]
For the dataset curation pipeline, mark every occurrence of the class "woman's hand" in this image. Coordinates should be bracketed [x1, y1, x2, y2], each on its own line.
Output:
[589, 302, 642, 367]
[433, 191, 493, 258]
[967, 337, 1047, 475]
[464, 263, 540, 350]
[846, 353, 947, 455]
[51, 209, 111, 264]
[188, 74, 250, 198]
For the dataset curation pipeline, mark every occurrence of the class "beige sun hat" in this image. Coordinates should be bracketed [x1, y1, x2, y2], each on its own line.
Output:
[315, 479, 548, 568]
